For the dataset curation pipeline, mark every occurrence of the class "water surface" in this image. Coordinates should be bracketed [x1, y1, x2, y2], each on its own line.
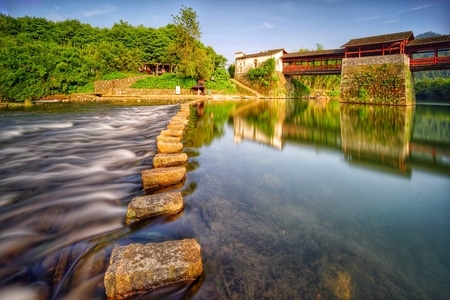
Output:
[0, 100, 449, 299]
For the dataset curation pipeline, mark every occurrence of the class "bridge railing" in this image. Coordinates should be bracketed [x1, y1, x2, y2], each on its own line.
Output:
[410, 56, 450, 66]
[283, 64, 342, 74]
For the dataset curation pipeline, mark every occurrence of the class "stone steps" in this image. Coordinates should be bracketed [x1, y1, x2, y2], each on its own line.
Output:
[104, 102, 205, 299]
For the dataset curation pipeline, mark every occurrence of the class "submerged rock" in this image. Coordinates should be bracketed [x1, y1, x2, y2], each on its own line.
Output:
[104, 239, 202, 299]
[141, 166, 186, 191]
[153, 153, 188, 168]
[126, 192, 183, 224]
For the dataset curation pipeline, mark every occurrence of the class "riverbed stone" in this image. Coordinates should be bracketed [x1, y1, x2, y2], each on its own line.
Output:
[126, 192, 183, 224]
[157, 141, 183, 154]
[153, 153, 188, 168]
[104, 239, 202, 300]
[161, 129, 184, 137]
[141, 166, 186, 191]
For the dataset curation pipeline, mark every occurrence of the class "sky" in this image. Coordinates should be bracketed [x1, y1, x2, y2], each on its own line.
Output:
[1, 0, 449, 65]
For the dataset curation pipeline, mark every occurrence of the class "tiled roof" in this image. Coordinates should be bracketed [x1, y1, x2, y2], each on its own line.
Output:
[341, 31, 414, 47]
[237, 48, 286, 59]
[407, 34, 450, 47]
[282, 48, 344, 59]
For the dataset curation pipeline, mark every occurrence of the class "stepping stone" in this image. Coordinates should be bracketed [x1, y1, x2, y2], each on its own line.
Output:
[157, 141, 183, 154]
[157, 135, 181, 143]
[141, 166, 186, 191]
[126, 192, 183, 224]
[167, 122, 185, 131]
[170, 116, 189, 125]
[153, 153, 188, 168]
[104, 239, 202, 299]
[161, 129, 183, 137]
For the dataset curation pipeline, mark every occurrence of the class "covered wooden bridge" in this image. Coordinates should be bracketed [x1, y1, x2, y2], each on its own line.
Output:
[282, 31, 450, 75]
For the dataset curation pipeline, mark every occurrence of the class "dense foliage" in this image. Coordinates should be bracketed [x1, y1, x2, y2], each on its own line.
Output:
[415, 78, 450, 102]
[0, 8, 226, 101]
[245, 58, 277, 87]
[132, 68, 237, 94]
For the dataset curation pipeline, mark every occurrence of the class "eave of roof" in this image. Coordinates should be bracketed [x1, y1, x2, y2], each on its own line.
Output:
[407, 34, 450, 47]
[236, 48, 287, 60]
[341, 31, 414, 48]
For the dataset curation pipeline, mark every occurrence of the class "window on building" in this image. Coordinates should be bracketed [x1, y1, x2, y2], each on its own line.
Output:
[254, 59, 258, 68]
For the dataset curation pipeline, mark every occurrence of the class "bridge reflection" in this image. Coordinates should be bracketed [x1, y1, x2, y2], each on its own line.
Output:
[231, 99, 450, 177]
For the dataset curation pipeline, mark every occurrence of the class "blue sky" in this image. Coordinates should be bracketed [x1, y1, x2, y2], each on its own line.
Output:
[1, 0, 449, 65]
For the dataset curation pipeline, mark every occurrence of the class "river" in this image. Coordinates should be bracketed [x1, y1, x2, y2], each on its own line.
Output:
[0, 100, 449, 299]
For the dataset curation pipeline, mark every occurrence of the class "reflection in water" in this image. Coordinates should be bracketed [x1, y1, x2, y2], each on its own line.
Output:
[231, 99, 450, 175]
[1, 100, 449, 299]
[186, 99, 449, 299]
[340, 105, 413, 175]
[233, 100, 285, 149]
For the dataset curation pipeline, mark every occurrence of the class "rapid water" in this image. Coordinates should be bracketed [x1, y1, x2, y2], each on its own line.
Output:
[0, 103, 179, 299]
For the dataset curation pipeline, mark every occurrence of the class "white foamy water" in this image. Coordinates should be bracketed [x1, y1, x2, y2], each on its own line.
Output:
[0, 103, 179, 298]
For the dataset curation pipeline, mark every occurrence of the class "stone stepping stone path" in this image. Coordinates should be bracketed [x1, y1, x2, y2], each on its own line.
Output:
[104, 102, 204, 299]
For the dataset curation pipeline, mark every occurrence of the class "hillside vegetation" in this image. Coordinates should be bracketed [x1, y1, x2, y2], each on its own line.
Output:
[0, 6, 227, 101]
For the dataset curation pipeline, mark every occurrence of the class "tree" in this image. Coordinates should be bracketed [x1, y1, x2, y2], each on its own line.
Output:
[170, 6, 202, 78]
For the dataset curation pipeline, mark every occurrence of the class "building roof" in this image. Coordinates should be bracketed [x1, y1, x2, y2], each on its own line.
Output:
[407, 34, 450, 47]
[236, 48, 287, 60]
[341, 31, 414, 48]
[282, 48, 344, 59]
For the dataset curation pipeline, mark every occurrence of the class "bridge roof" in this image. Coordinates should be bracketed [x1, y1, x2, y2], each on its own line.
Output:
[341, 31, 414, 47]
[407, 34, 450, 47]
[282, 48, 344, 59]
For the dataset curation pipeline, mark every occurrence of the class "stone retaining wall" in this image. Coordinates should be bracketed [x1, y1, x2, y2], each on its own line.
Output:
[94, 76, 144, 94]
[340, 54, 414, 105]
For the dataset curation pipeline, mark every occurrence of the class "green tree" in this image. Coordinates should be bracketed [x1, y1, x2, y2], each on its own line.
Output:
[169, 6, 202, 78]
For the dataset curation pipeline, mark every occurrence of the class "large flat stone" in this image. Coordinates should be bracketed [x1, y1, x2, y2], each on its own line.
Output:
[141, 166, 186, 191]
[157, 135, 181, 143]
[167, 122, 185, 131]
[157, 141, 183, 154]
[126, 192, 183, 224]
[153, 153, 188, 168]
[161, 129, 184, 137]
[104, 239, 202, 299]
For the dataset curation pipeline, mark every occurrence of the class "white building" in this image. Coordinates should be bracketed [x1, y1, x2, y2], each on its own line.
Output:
[234, 48, 287, 78]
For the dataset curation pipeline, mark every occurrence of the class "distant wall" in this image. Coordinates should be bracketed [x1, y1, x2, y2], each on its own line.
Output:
[340, 54, 415, 105]
[94, 76, 143, 94]
[95, 76, 193, 96]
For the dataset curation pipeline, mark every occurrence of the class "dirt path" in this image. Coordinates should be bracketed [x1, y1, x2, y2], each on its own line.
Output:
[230, 79, 265, 98]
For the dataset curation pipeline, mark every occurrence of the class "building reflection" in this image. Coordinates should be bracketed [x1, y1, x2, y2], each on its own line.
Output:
[339, 104, 413, 175]
[231, 98, 450, 177]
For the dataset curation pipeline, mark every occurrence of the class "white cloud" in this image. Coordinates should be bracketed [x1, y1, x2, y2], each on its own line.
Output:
[355, 15, 381, 22]
[383, 19, 400, 24]
[257, 22, 275, 29]
[82, 4, 116, 17]
[398, 4, 432, 15]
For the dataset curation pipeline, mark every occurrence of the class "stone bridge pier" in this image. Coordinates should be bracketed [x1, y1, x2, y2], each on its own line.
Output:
[339, 54, 414, 105]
